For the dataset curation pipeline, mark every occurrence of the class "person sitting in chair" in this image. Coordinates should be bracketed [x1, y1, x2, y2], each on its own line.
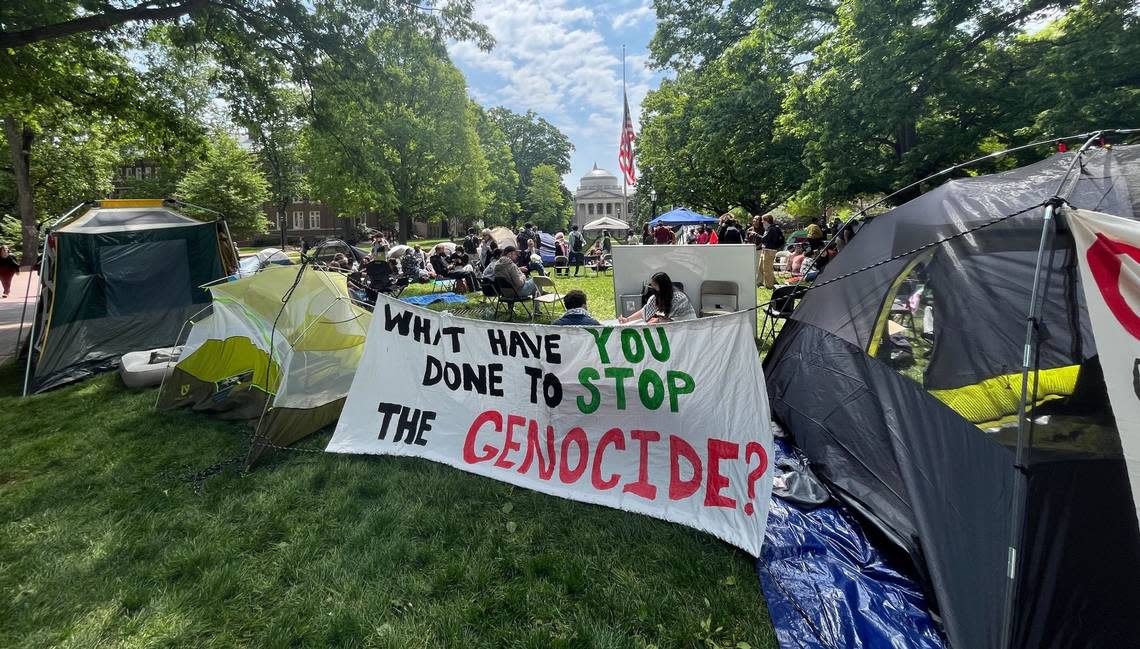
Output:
[553, 290, 600, 326]
[619, 271, 696, 323]
[493, 246, 537, 298]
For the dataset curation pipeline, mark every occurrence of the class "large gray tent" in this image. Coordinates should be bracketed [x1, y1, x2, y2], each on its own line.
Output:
[25, 199, 237, 394]
[765, 144, 1140, 648]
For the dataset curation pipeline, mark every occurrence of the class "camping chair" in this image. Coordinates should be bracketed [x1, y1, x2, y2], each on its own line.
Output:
[531, 275, 562, 319]
[699, 280, 739, 317]
[760, 284, 807, 340]
[479, 277, 499, 306]
[431, 277, 456, 294]
[592, 254, 612, 276]
[553, 255, 570, 277]
[493, 278, 533, 320]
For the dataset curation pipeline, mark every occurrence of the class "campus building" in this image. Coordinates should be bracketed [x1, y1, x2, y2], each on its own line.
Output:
[573, 164, 634, 229]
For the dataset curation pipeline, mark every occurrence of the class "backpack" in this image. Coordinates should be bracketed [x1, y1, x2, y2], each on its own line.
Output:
[570, 231, 584, 252]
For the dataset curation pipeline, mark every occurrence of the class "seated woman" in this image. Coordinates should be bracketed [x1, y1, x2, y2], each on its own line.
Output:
[618, 271, 696, 324]
[789, 245, 808, 274]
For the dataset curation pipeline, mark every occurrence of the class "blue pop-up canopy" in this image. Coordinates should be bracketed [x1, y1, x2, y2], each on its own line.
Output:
[649, 207, 718, 227]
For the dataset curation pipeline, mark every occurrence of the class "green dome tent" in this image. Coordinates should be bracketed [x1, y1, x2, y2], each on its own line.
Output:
[24, 199, 237, 394]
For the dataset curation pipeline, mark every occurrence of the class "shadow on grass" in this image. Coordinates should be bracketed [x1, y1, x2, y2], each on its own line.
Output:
[0, 365, 776, 648]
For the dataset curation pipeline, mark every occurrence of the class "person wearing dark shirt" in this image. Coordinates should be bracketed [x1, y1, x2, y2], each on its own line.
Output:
[0, 245, 19, 298]
[758, 215, 785, 289]
[552, 290, 601, 326]
[641, 224, 654, 245]
[601, 231, 613, 254]
[516, 223, 535, 259]
[462, 227, 479, 255]
[719, 218, 744, 244]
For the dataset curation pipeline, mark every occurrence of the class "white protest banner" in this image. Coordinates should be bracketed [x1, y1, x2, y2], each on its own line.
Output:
[1065, 207, 1140, 525]
[327, 293, 773, 555]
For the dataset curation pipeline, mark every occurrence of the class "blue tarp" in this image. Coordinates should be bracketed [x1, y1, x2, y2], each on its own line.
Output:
[649, 207, 719, 227]
[401, 292, 468, 306]
[757, 439, 946, 649]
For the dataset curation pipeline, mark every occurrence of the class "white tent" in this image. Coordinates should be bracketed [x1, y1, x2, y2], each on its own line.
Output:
[582, 216, 630, 232]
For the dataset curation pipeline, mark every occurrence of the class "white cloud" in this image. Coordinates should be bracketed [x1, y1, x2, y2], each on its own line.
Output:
[448, 0, 661, 183]
[613, 2, 653, 30]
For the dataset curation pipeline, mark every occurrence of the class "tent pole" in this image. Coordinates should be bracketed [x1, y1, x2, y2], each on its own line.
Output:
[998, 200, 1055, 649]
[999, 130, 1104, 648]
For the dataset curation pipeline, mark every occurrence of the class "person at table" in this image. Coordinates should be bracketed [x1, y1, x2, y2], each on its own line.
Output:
[618, 271, 696, 324]
[493, 245, 537, 298]
[553, 290, 601, 326]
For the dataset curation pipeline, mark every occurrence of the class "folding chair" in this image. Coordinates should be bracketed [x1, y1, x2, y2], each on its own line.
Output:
[493, 278, 533, 320]
[699, 280, 739, 317]
[553, 255, 570, 277]
[759, 284, 807, 340]
[531, 275, 562, 319]
[773, 251, 791, 273]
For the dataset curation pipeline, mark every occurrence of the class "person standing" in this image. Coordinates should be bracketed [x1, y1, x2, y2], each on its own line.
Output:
[463, 227, 479, 256]
[720, 218, 745, 244]
[641, 223, 654, 245]
[0, 245, 19, 298]
[601, 230, 613, 254]
[653, 222, 674, 245]
[568, 225, 585, 276]
[758, 215, 785, 289]
[516, 223, 534, 259]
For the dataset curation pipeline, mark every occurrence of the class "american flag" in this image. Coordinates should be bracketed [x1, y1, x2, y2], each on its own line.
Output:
[618, 92, 636, 186]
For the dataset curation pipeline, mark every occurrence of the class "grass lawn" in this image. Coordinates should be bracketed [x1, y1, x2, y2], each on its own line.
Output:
[0, 272, 780, 648]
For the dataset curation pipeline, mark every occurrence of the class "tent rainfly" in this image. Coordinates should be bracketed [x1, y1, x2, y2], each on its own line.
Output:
[649, 208, 718, 227]
[24, 199, 236, 394]
[157, 264, 371, 465]
[764, 143, 1140, 649]
[582, 216, 630, 232]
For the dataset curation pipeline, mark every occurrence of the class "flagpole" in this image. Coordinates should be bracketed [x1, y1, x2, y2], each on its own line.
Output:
[622, 44, 627, 210]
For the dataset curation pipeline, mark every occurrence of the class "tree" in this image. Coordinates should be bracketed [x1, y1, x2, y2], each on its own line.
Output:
[487, 107, 573, 221]
[233, 87, 306, 248]
[523, 164, 565, 233]
[646, 0, 1140, 212]
[472, 103, 520, 226]
[305, 28, 487, 242]
[176, 131, 270, 236]
[638, 32, 805, 216]
[1, 0, 491, 256]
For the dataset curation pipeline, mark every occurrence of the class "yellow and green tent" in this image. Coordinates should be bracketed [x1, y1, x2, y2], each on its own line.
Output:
[157, 264, 370, 465]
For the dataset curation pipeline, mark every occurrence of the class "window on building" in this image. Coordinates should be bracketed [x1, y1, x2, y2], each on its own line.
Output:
[136, 167, 143, 178]
[293, 211, 304, 230]
[309, 210, 320, 229]
[606, 203, 613, 215]
[125, 167, 134, 179]
[144, 166, 153, 178]
[269, 212, 279, 230]
[292, 196, 302, 204]
[588, 204, 595, 215]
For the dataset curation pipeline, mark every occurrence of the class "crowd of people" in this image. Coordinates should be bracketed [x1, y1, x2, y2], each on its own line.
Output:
[303, 211, 855, 319]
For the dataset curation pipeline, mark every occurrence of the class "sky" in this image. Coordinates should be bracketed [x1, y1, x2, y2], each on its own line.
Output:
[447, 0, 667, 192]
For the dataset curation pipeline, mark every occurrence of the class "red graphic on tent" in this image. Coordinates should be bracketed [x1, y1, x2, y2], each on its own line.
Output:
[1087, 232, 1140, 340]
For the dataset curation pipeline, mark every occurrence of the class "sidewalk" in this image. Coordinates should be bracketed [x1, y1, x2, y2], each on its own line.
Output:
[0, 269, 39, 367]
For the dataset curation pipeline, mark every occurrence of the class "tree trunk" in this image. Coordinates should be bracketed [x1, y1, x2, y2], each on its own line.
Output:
[278, 198, 289, 250]
[398, 208, 412, 244]
[4, 116, 37, 265]
[894, 120, 918, 160]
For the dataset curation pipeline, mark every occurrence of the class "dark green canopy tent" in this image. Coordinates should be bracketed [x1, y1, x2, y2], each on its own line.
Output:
[24, 199, 238, 394]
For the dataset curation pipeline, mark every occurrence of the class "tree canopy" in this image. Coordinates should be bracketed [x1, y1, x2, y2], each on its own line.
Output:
[640, 0, 1140, 215]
